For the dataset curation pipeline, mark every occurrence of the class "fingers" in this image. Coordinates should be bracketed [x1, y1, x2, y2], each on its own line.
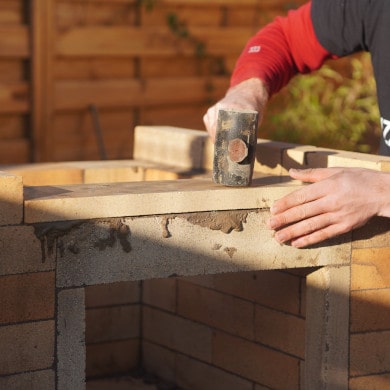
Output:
[267, 167, 383, 248]
[270, 183, 326, 215]
[269, 201, 317, 230]
[272, 213, 333, 246]
[290, 224, 341, 248]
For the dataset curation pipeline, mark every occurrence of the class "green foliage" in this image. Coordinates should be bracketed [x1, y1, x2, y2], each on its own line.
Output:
[269, 53, 381, 153]
[165, 12, 227, 76]
[166, 12, 206, 57]
[136, 0, 156, 12]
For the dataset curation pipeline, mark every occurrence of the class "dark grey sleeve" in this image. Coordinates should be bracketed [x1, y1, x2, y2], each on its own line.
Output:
[311, 0, 390, 155]
[311, 0, 369, 56]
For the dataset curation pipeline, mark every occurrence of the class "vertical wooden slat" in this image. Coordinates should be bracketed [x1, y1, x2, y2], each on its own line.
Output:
[31, 0, 54, 161]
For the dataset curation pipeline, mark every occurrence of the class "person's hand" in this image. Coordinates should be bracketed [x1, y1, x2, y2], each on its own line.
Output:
[203, 78, 269, 142]
[268, 167, 390, 248]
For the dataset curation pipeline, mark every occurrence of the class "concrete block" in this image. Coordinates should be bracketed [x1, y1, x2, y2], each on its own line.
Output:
[143, 306, 212, 363]
[177, 280, 254, 339]
[0, 171, 23, 225]
[86, 339, 140, 379]
[0, 226, 53, 276]
[212, 331, 300, 389]
[305, 266, 350, 389]
[133, 126, 208, 169]
[176, 354, 253, 390]
[0, 320, 54, 376]
[57, 288, 85, 390]
[0, 272, 55, 324]
[54, 212, 350, 288]
[0, 369, 55, 390]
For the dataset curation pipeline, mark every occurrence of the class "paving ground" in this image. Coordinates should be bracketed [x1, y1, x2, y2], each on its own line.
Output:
[87, 375, 181, 390]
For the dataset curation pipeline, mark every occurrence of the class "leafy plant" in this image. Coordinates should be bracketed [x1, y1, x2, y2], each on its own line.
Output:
[267, 52, 381, 153]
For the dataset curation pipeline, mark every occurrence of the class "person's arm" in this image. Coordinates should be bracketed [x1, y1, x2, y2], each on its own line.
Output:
[268, 167, 390, 248]
[203, 1, 336, 141]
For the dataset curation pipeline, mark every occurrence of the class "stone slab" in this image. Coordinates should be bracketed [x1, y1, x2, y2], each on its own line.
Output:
[24, 176, 303, 223]
[282, 146, 390, 171]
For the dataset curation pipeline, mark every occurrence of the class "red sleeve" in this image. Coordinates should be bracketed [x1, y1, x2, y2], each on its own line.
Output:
[230, 2, 337, 96]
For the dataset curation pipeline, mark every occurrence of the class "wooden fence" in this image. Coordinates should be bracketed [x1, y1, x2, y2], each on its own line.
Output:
[0, 0, 305, 163]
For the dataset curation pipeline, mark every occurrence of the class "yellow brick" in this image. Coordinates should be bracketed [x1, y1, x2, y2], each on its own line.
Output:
[86, 339, 140, 379]
[86, 305, 140, 343]
[134, 126, 207, 169]
[254, 305, 305, 359]
[352, 218, 390, 249]
[142, 341, 176, 384]
[176, 354, 253, 390]
[177, 280, 254, 339]
[83, 166, 144, 184]
[212, 331, 300, 389]
[349, 373, 390, 389]
[0, 321, 54, 376]
[351, 289, 390, 333]
[144, 168, 182, 181]
[202, 137, 214, 171]
[282, 145, 318, 170]
[2, 164, 83, 186]
[0, 171, 23, 225]
[0, 272, 55, 324]
[142, 278, 177, 313]
[326, 151, 389, 170]
[0, 369, 55, 390]
[212, 270, 301, 315]
[85, 281, 140, 308]
[142, 306, 212, 362]
[350, 331, 390, 377]
[351, 248, 390, 290]
[254, 139, 296, 175]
